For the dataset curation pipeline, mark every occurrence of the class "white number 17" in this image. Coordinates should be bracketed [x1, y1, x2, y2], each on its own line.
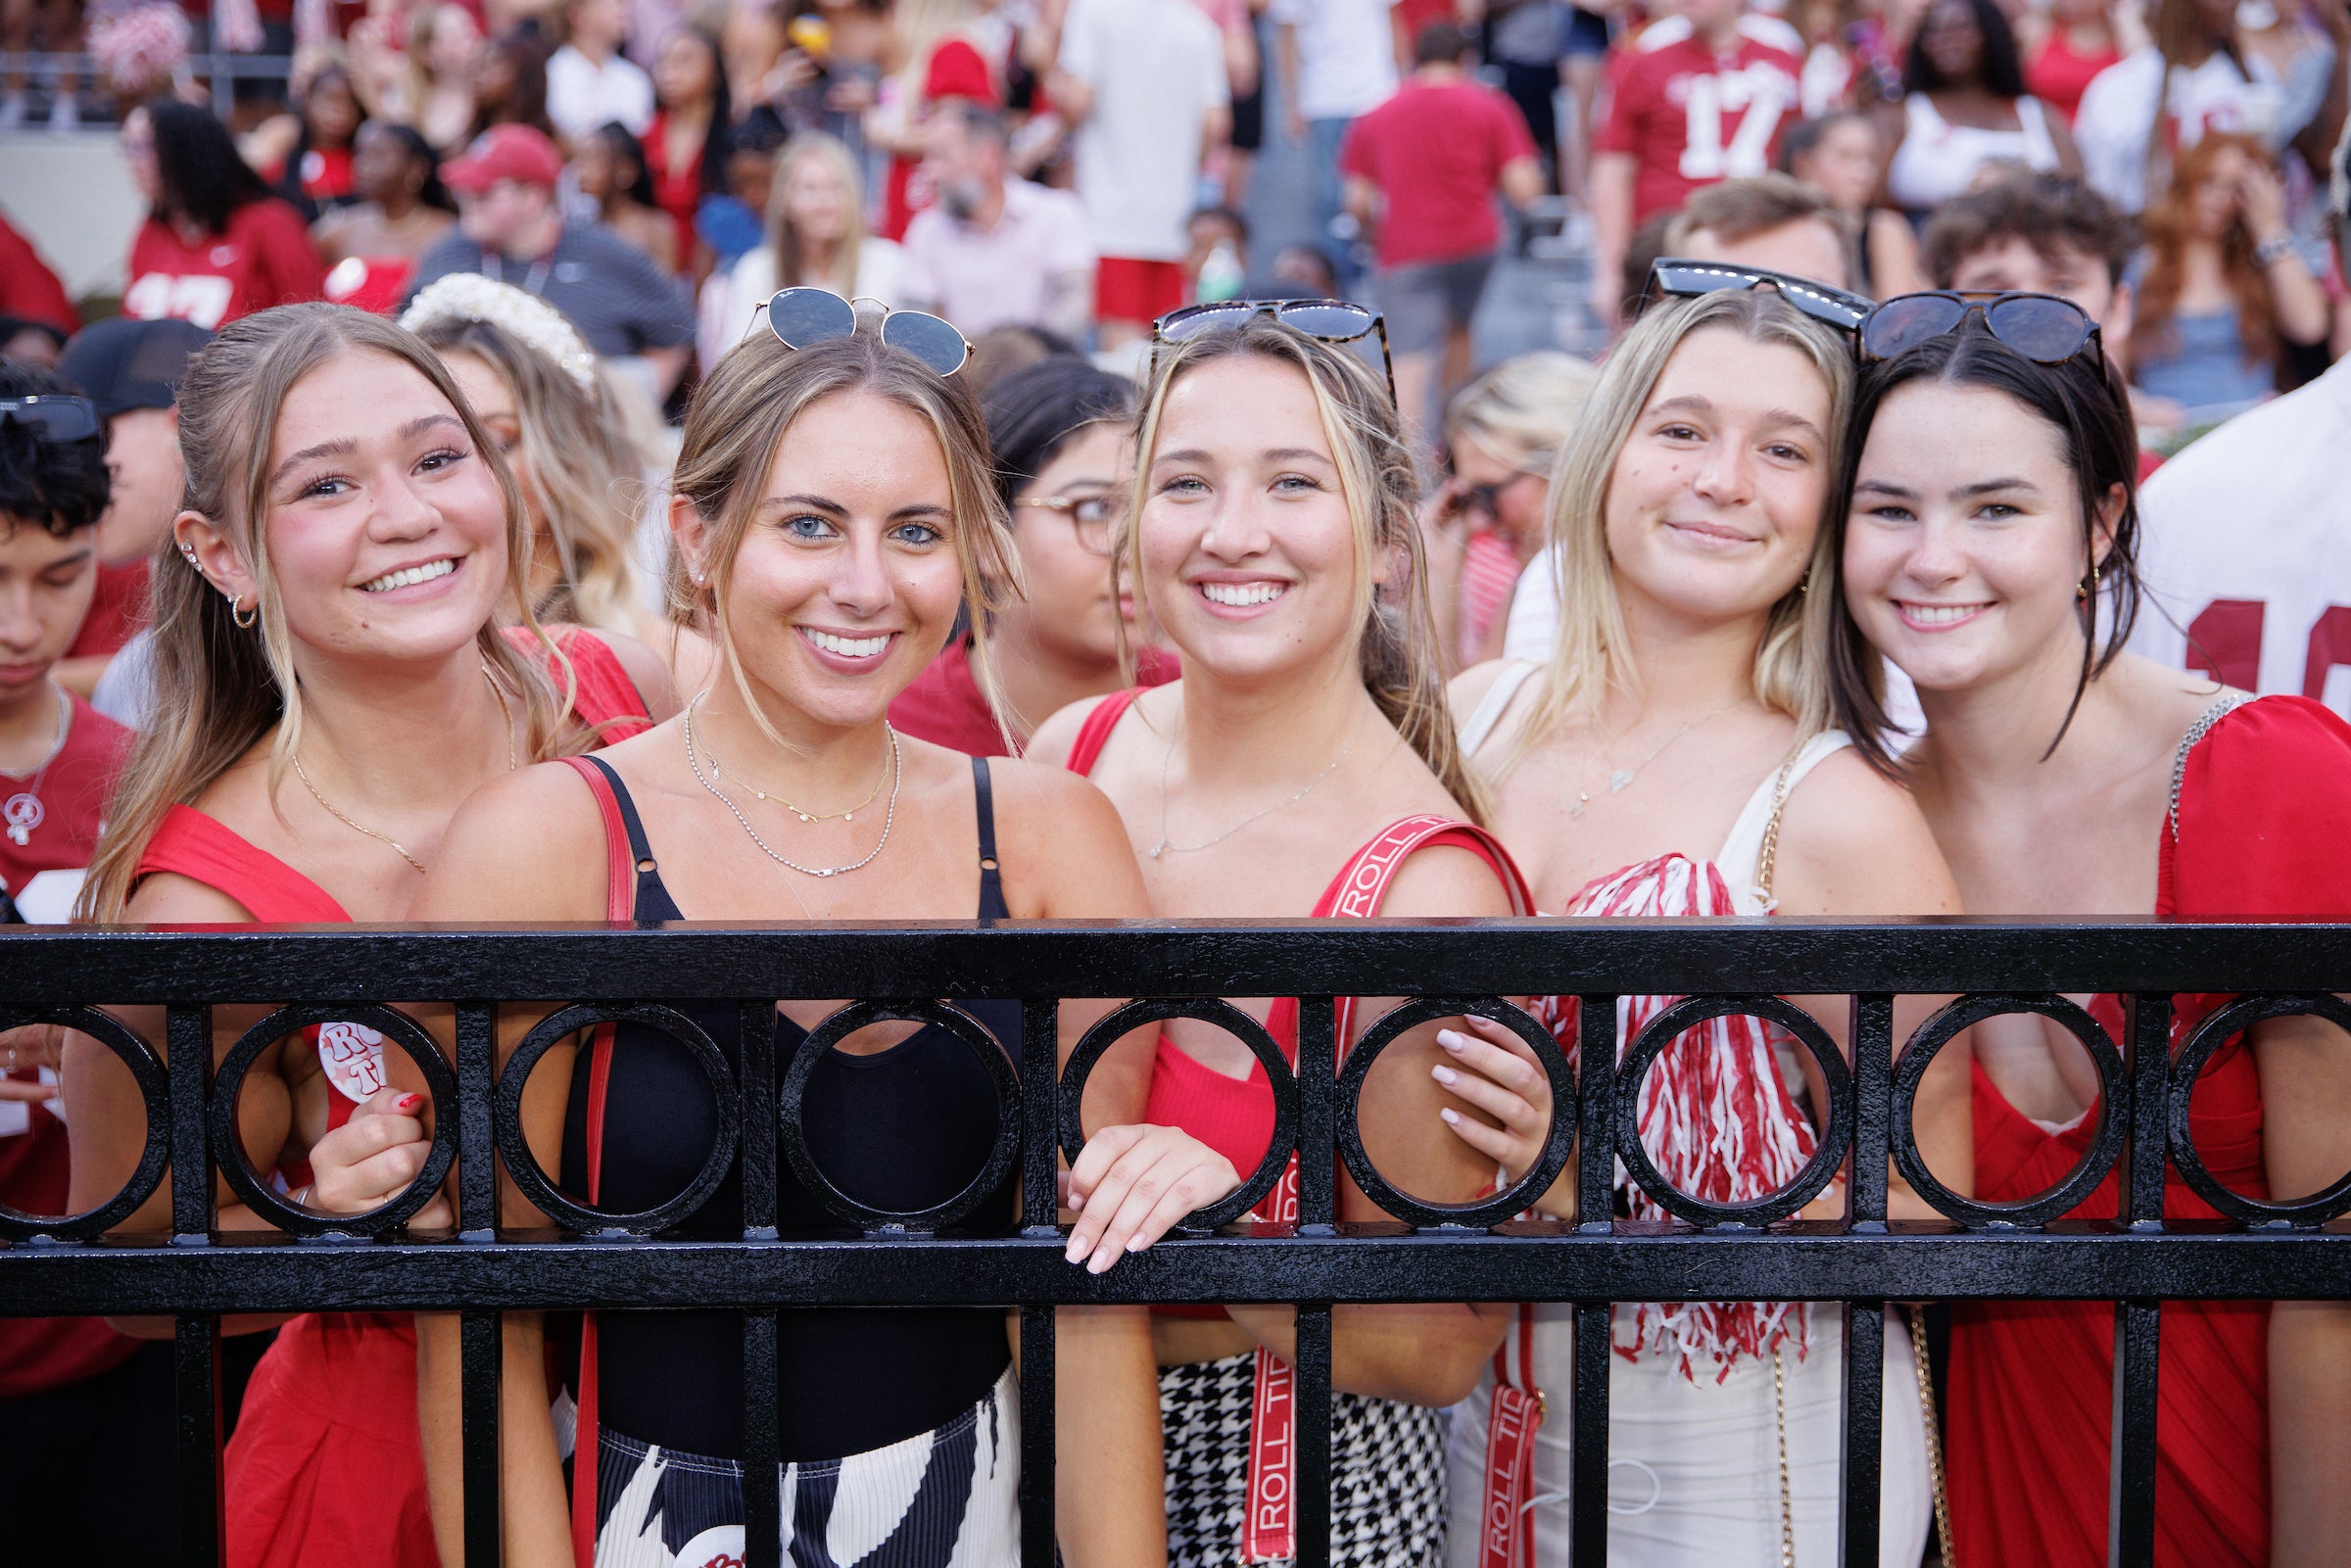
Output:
[1680, 71, 1787, 179]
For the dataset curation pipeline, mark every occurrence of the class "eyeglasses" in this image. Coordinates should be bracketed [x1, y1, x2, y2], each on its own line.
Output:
[1857, 291, 2104, 368]
[0, 395, 101, 445]
[1150, 299, 1396, 404]
[1013, 492, 1124, 555]
[759, 287, 972, 377]
[1640, 259, 1876, 333]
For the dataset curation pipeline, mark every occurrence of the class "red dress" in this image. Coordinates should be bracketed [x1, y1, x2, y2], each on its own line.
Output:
[1944, 695, 2351, 1568]
[641, 111, 704, 276]
[128, 631, 650, 1568]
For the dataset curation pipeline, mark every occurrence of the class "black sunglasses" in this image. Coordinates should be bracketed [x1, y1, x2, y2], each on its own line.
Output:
[1150, 299, 1396, 405]
[760, 287, 972, 377]
[0, 395, 101, 445]
[1857, 291, 2104, 368]
[1640, 259, 1875, 332]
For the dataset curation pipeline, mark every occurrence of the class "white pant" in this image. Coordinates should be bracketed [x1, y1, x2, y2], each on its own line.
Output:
[1445, 1307, 1931, 1568]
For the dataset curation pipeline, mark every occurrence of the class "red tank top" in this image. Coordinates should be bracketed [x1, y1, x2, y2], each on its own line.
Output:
[1945, 696, 2351, 1568]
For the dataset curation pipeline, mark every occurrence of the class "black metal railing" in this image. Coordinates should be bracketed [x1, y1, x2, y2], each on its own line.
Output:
[1, 917, 2346, 1568]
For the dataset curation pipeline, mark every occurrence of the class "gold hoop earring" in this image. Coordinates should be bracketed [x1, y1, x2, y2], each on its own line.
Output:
[2078, 561, 2102, 602]
[231, 595, 258, 631]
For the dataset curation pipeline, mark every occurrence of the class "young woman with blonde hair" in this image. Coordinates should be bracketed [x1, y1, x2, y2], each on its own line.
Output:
[63, 301, 674, 1568]
[1030, 309, 1534, 1565]
[702, 130, 905, 369]
[383, 307, 1237, 1565]
[1429, 284, 1966, 1565]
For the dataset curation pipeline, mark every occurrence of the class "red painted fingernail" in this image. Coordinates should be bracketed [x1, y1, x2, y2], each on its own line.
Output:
[396, 1093, 423, 1112]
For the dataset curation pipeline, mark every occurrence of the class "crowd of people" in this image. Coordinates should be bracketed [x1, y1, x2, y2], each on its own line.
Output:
[2, 0, 2351, 1560]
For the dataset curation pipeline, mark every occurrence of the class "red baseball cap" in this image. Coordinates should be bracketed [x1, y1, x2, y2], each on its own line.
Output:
[442, 124, 563, 193]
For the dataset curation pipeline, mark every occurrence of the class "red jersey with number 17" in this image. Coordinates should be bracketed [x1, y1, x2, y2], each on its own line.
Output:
[1595, 15, 1805, 227]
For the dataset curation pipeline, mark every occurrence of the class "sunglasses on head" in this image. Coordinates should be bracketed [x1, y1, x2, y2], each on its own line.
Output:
[1857, 291, 2104, 367]
[1640, 259, 1876, 332]
[0, 395, 101, 445]
[1149, 298, 1397, 405]
[759, 287, 973, 377]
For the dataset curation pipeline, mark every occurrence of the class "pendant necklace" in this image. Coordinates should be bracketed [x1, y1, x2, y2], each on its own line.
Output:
[684, 695, 902, 879]
[696, 736, 889, 823]
[0, 684, 71, 847]
[1152, 699, 1372, 860]
[1565, 696, 1744, 821]
[294, 661, 517, 874]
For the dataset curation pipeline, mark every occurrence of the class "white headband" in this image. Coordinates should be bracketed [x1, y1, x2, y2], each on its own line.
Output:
[400, 273, 600, 393]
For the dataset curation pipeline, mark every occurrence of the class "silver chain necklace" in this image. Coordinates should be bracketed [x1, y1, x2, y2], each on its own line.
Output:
[1151, 699, 1372, 860]
[0, 683, 70, 847]
[684, 696, 902, 879]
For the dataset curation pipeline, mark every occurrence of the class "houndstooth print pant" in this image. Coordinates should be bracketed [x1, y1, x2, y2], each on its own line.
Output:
[1160, 1353, 1447, 1568]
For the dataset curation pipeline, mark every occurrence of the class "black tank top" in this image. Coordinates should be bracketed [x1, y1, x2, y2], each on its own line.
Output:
[560, 754, 1020, 1461]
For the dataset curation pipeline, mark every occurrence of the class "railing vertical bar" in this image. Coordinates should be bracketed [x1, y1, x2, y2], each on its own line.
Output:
[1574, 996, 1616, 1231]
[1846, 994, 1894, 1227]
[1020, 999, 1060, 1237]
[459, 1309, 504, 1568]
[1294, 1303, 1334, 1568]
[1569, 1300, 1611, 1566]
[166, 1005, 211, 1245]
[2108, 1300, 2161, 1568]
[740, 1001, 779, 1239]
[1837, 1301, 1885, 1567]
[173, 1315, 222, 1568]
[2120, 993, 2173, 1225]
[743, 1309, 782, 1568]
[1019, 1306, 1056, 1568]
[454, 1002, 498, 1240]
[1296, 997, 1338, 1231]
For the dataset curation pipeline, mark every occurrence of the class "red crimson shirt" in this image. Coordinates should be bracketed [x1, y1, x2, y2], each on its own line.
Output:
[1339, 75, 1538, 269]
[1595, 15, 1805, 227]
[0, 212, 77, 335]
[123, 198, 328, 330]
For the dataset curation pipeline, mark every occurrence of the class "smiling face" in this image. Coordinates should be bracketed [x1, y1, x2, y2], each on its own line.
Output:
[1843, 379, 2110, 694]
[1603, 326, 1833, 632]
[1138, 354, 1373, 688]
[227, 350, 510, 665]
[781, 150, 852, 247]
[690, 388, 967, 731]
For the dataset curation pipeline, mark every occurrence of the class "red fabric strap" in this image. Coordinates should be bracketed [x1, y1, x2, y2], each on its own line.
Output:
[133, 803, 353, 923]
[1064, 688, 1143, 778]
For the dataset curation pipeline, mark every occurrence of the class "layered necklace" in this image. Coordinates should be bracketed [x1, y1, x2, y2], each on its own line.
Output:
[683, 695, 902, 879]
[0, 683, 72, 848]
[294, 661, 517, 875]
[1151, 698, 1372, 860]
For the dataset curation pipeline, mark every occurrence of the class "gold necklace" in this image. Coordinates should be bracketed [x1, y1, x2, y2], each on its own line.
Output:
[294, 662, 518, 874]
[696, 732, 889, 823]
[1564, 696, 1744, 821]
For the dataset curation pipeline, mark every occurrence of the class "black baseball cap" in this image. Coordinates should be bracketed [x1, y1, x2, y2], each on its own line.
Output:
[58, 318, 213, 419]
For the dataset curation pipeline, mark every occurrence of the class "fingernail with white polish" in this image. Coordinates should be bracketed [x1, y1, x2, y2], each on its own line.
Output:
[1440, 1107, 1461, 1124]
[1437, 1030, 1466, 1052]
[1432, 1065, 1458, 1085]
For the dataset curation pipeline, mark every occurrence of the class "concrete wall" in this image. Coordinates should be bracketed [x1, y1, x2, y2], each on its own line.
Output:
[0, 130, 147, 308]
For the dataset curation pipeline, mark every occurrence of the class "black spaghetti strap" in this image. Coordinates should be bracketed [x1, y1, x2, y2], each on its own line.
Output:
[576, 754, 665, 914]
[972, 756, 1007, 921]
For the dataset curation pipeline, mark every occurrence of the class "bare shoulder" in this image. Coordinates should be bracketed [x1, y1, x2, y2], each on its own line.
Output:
[1776, 744, 1961, 917]
[411, 759, 611, 921]
[1448, 658, 1517, 717]
[983, 754, 1150, 919]
[1377, 839, 1520, 921]
[595, 628, 683, 724]
[1025, 689, 1122, 772]
[124, 870, 258, 924]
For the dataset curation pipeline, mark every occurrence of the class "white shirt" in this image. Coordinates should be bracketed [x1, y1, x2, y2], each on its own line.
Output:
[546, 44, 656, 144]
[1270, 0, 1398, 121]
[1060, 0, 1229, 261]
[2074, 47, 2283, 213]
[2129, 357, 2351, 713]
[898, 177, 1098, 336]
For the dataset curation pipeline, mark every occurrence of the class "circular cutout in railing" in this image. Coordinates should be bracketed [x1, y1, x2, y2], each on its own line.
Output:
[1892, 993, 2127, 1228]
[211, 1004, 457, 1238]
[497, 1003, 739, 1235]
[0, 1008, 168, 1242]
[781, 999, 1018, 1232]
[2171, 992, 2351, 1227]
[1337, 996, 1571, 1228]
[1060, 998, 1294, 1232]
[1613, 995, 1851, 1227]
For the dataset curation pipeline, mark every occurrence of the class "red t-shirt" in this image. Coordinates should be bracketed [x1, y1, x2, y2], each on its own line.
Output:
[889, 637, 1176, 756]
[881, 38, 1000, 241]
[66, 558, 149, 661]
[0, 692, 135, 1402]
[1594, 16, 1805, 226]
[0, 212, 77, 335]
[122, 199, 328, 330]
[1339, 75, 1538, 269]
[1944, 695, 2351, 1568]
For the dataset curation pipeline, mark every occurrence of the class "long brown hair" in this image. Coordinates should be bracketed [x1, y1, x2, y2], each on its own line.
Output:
[79, 304, 572, 923]
[1122, 317, 1491, 824]
[2132, 130, 2280, 371]
[672, 324, 1023, 750]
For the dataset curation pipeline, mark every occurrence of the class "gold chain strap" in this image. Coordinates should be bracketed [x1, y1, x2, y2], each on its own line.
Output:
[1911, 1307, 1957, 1568]
[1754, 745, 1804, 900]
[1773, 1345, 1796, 1567]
